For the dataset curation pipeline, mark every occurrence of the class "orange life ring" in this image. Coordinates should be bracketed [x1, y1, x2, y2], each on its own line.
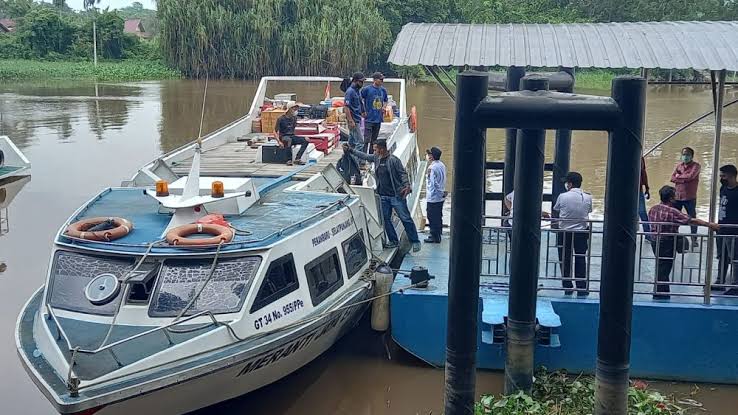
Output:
[65, 217, 133, 242]
[166, 223, 234, 246]
[409, 106, 418, 133]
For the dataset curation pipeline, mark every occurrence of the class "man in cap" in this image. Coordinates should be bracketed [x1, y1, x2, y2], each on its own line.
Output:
[554, 171, 593, 296]
[343, 72, 365, 149]
[425, 147, 447, 243]
[274, 103, 309, 166]
[360, 72, 388, 154]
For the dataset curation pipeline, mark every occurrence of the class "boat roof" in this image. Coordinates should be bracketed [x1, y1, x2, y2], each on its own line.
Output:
[56, 178, 356, 255]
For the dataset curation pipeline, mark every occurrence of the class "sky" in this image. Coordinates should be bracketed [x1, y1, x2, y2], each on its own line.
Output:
[63, 0, 157, 11]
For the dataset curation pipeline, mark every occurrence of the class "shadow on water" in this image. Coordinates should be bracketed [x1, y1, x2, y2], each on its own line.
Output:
[0, 79, 737, 414]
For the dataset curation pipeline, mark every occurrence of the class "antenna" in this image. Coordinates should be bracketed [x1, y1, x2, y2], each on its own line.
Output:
[197, 71, 209, 146]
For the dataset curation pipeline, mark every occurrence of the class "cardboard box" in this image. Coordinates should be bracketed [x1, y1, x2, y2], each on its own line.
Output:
[260, 109, 287, 134]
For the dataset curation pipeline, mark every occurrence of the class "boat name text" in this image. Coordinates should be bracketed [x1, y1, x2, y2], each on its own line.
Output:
[237, 307, 354, 377]
[311, 217, 354, 247]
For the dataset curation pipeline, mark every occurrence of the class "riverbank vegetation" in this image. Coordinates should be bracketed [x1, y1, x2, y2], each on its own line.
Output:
[3, 0, 738, 82]
[0, 59, 179, 81]
[0, 0, 174, 80]
[475, 370, 703, 414]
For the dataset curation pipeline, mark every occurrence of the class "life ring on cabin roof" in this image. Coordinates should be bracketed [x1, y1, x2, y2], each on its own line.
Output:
[409, 106, 418, 133]
[166, 223, 234, 246]
[65, 217, 133, 242]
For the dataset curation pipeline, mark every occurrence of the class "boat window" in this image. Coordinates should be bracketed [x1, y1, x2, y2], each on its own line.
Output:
[305, 248, 344, 306]
[48, 251, 134, 316]
[150, 257, 262, 317]
[250, 254, 299, 313]
[342, 232, 368, 279]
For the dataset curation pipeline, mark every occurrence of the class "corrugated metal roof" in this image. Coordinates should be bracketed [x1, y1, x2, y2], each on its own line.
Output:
[388, 21, 738, 71]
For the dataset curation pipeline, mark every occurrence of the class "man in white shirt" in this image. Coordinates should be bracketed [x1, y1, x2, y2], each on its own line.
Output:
[554, 172, 593, 296]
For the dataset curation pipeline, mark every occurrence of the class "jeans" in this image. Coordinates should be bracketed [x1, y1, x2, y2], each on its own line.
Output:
[364, 122, 381, 154]
[426, 201, 444, 241]
[282, 135, 309, 160]
[673, 199, 697, 237]
[557, 231, 589, 291]
[651, 237, 676, 295]
[381, 195, 420, 244]
[716, 234, 738, 285]
[348, 125, 363, 149]
[638, 192, 651, 234]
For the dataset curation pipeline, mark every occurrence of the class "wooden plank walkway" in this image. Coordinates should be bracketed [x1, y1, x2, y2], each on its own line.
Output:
[169, 142, 346, 180]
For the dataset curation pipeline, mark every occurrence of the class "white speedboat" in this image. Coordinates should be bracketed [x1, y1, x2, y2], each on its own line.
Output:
[16, 77, 425, 414]
[0, 135, 31, 181]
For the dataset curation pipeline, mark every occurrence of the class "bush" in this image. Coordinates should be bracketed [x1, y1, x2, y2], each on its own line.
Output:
[17, 7, 76, 57]
[0, 34, 30, 59]
[123, 37, 161, 61]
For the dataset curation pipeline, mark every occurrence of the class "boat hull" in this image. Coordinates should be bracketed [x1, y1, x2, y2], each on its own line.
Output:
[18, 286, 371, 415]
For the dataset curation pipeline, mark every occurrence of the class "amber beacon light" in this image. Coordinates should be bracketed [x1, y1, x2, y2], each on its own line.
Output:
[155, 180, 169, 197]
[211, 181, 225, 198]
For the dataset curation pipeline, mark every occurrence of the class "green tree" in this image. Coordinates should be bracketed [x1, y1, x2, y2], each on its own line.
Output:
[0, 0, 33, 18]
[17, 7, 75, 56]
[82, 10, 127, 59]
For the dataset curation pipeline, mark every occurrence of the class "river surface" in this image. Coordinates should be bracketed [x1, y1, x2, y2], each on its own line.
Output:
[0, 79, 737, 414]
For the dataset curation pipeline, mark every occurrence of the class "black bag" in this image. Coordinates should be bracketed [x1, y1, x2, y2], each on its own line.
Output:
[309, 105, 329, 119]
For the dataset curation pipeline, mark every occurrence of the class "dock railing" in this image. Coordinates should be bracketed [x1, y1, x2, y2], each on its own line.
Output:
[481, 216, 738, 304]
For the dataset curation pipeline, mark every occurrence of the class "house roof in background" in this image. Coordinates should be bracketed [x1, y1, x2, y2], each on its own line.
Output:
[388, 21, 738, 71]
[0, 18, 17, 32]
[124, 19, 144, 33]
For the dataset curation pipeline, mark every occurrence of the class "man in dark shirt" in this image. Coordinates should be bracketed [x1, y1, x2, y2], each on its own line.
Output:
[343, 72, 365, 149]
[716, 164, 738, 292]
[275, 103, 309, 166]
[360, 72, 388, 154]
[639, 157, 652, 238]
[343, 140, 421, 252]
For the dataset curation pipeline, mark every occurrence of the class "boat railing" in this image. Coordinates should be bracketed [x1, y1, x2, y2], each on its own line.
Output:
[480, 216, 738, 305]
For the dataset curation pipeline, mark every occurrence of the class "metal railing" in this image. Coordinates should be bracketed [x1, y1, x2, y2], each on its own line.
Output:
[481, 216, 738, 304]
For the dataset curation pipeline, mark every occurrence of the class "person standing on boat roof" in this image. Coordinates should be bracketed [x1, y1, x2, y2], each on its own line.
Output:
[360, 72, 388, 154]
[670, 147, 701, 247]
[425, 147, 447, 243]
[343, 140, 421, 252]
[639, 157, 652, 239]
[275, 103, 309, 166]
[648, 185, 719, 300]
[343, 72, 365, 150]
[554, 172, 593, 296]
[716, 164, 738, 294]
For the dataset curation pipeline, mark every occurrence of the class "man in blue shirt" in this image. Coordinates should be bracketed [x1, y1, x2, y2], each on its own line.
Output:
[425, 147, 447, 243]
[360, 72, 388, 154]
[343, 72, 365, 149]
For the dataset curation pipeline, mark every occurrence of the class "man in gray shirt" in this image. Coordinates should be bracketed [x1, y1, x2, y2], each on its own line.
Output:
[554, 172, 593, 296]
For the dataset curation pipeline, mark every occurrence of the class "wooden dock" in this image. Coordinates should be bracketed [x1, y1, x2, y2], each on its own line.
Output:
[169, 141, 347, 180]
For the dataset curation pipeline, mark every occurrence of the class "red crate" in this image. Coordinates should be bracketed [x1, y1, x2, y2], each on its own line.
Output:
[304, 129, 340, 154]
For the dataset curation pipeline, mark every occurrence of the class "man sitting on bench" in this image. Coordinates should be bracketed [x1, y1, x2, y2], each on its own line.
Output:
[275, 103, 309, 166]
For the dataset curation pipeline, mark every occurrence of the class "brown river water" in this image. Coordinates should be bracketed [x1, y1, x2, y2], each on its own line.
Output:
[1, 79, 737, 414]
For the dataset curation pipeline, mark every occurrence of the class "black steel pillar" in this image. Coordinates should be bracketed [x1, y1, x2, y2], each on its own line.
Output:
[552, 68, 575, 209]
[502, 66, 526, 214]
[444, 71, 488, 415]
[504, 75, 549, 394]
[595, 76, 647, 415]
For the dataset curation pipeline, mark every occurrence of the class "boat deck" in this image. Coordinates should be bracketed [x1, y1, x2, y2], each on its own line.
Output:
[0, 166, 21, 180]
[169, 120, 398, 180]
[57, 180, 355, 254]
[170, 141, 347, 180]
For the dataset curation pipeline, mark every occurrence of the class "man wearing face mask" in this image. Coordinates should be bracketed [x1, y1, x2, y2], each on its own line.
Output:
[670, 147, 701, 247]
[424, 147, 447, 243]
[716, 164, 738, 293]
[554, 172, 593, 296]
[275, 103, 309, 166]
[343, 72, 365, 149]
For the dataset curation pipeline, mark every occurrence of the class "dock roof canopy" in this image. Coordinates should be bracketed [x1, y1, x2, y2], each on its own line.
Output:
[388, 21, 738, 71]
